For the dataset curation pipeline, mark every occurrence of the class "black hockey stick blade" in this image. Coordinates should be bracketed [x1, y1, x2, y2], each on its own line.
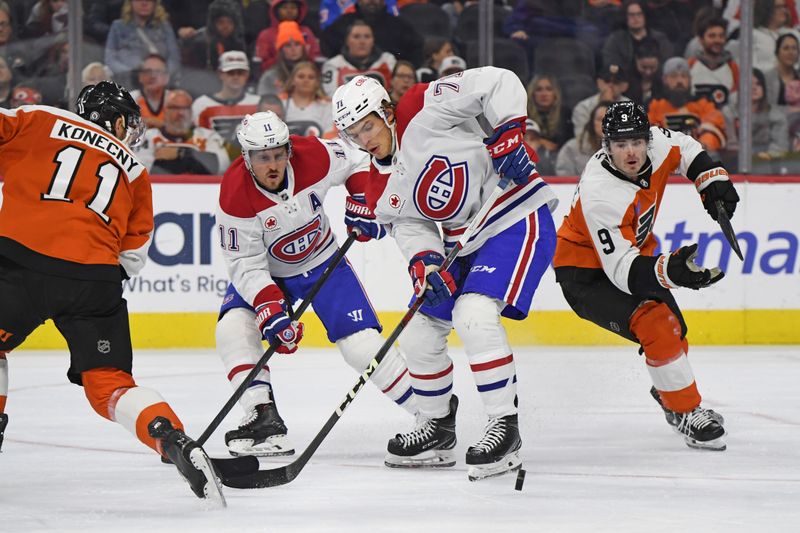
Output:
[162, 453, 260, 485]
[210, 456, 260, 483]
[715, 200, 743, 261]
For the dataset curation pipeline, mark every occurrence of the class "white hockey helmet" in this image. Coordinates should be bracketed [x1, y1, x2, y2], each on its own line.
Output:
[236, 111, 291, 175]
[332, 75, 393, 146]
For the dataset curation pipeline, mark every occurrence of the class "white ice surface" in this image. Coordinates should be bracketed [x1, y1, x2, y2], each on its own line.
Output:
[2, 346, 799, 533]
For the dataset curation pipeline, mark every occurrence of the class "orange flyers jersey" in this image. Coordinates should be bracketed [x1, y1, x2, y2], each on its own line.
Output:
[0, 105, 152, 281]
[553, 127, 703, 294]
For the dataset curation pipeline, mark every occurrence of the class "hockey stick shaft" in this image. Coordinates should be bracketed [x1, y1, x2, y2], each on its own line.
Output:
[714, 200, 743, 261]
[197, 231, 360, 446]
[223, 183, 508, 489]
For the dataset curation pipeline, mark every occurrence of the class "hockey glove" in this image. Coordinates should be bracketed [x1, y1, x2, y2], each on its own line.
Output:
[409, 251, 457, 307]
[695, 167, 739, 221]
[654, 244, 724, 290]
[344, 195, 387, 242]
[483, 121, 535, 189]
[253, 285, 304, 354]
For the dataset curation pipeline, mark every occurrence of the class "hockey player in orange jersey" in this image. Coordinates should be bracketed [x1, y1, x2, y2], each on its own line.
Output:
[0, 81, 225, 504]
[553, 101, 739, 451]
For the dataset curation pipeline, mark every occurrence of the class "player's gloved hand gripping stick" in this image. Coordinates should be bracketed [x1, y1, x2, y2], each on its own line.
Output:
[694, 166, 743, 261]
[196, 230, 361, 447]
[222, 181, 509, 489]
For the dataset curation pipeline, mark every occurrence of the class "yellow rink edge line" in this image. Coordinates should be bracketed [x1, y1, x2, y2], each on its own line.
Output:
[16, 309, 799, 349]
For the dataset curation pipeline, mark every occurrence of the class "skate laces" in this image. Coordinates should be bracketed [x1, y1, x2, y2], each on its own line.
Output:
[396, 417, 436, 447]
[679, 408, 715, 433]
[471, 418, 507, 452]
[238, 408, 260, 429]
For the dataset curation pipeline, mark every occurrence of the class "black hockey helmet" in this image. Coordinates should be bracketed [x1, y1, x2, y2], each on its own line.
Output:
[76, 81, 145, 146]
[602, 101, 651, 145]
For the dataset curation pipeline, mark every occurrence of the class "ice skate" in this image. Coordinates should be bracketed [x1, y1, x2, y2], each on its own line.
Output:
[466, 414, 522, 481]
[0, 413, 8, 452]
[675, 407, 727, 451]
[650, 387, 724, 427]
[148, 417, 226, 507]
[225, 402, 294, 457]
[385, 395, 458, 468]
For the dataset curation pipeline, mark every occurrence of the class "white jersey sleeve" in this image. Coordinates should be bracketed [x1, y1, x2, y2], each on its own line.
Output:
[317, 137, 370, 187]
[216, 206, 277, 306]
[416, 67, 528, 131]
[391, 217, 445, 261]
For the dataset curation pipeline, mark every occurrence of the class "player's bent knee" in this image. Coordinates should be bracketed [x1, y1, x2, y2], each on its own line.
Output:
[337, 328, 384, 371]
[216, 307, 262, 354]
[82, 367, 136, 420]
[452, 293, 507, 350]
[399, 313, 450, 365]
[630, 301, 687, 360]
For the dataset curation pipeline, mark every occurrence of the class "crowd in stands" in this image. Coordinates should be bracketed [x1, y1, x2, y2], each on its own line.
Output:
[2, 0, 800, 175]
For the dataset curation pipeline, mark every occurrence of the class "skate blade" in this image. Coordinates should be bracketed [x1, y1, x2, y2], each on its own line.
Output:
[227, 436, 295, 457]
[684, 435, 727, 451]
[189, 447, 227, 508]
[467, 451, 522, 482]
[384, 449, 456, 469]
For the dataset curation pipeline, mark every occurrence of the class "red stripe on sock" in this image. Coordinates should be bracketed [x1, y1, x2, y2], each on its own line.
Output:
[382, 369, 408, 393]
[227, 363, 270, 382]
[470, 354, 514, 372]
[410, 363, 454, 380]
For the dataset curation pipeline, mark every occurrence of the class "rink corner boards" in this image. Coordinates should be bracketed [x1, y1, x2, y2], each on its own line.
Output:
[18, 309, 800, 349]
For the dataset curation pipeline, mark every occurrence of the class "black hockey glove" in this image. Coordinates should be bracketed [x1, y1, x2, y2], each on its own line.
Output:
[695, 167, 739, 221]
[654, 244, 724, 290]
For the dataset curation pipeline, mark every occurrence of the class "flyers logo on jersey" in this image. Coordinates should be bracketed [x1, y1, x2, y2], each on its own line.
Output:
[269, 216, 323, 264]
[413, 155, 469, 221]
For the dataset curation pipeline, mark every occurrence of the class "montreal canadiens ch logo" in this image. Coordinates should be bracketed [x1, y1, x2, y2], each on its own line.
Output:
[413, 155, 468, 221]
[269, 216, 323, 264]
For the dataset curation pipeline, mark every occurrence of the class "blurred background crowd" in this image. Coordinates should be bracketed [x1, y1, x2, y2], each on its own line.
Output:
[3, 0, 798, 176]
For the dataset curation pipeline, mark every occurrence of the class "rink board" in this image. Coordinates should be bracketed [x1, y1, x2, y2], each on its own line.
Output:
[3, 175, 799, 347]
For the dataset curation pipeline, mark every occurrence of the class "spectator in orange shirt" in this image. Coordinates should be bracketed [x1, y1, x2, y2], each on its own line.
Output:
[648, 57, 726, 154]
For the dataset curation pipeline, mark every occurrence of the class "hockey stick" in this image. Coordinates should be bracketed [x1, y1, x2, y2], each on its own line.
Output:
[223, 183, 508, 489]
[715, 200, 743, 261]
[197, 230, 360, 447]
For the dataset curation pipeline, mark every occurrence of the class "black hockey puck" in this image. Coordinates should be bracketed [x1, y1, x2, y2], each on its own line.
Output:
[514, 468, 526, 491]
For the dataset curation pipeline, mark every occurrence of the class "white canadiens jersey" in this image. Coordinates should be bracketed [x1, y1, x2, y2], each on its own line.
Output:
[553, 127, 705, 294]
[216, 136, 369, 306]
[368, 67, 558, 261]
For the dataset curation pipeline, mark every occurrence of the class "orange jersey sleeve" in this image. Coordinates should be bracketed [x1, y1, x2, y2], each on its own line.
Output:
[0, 106, 152, 281]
